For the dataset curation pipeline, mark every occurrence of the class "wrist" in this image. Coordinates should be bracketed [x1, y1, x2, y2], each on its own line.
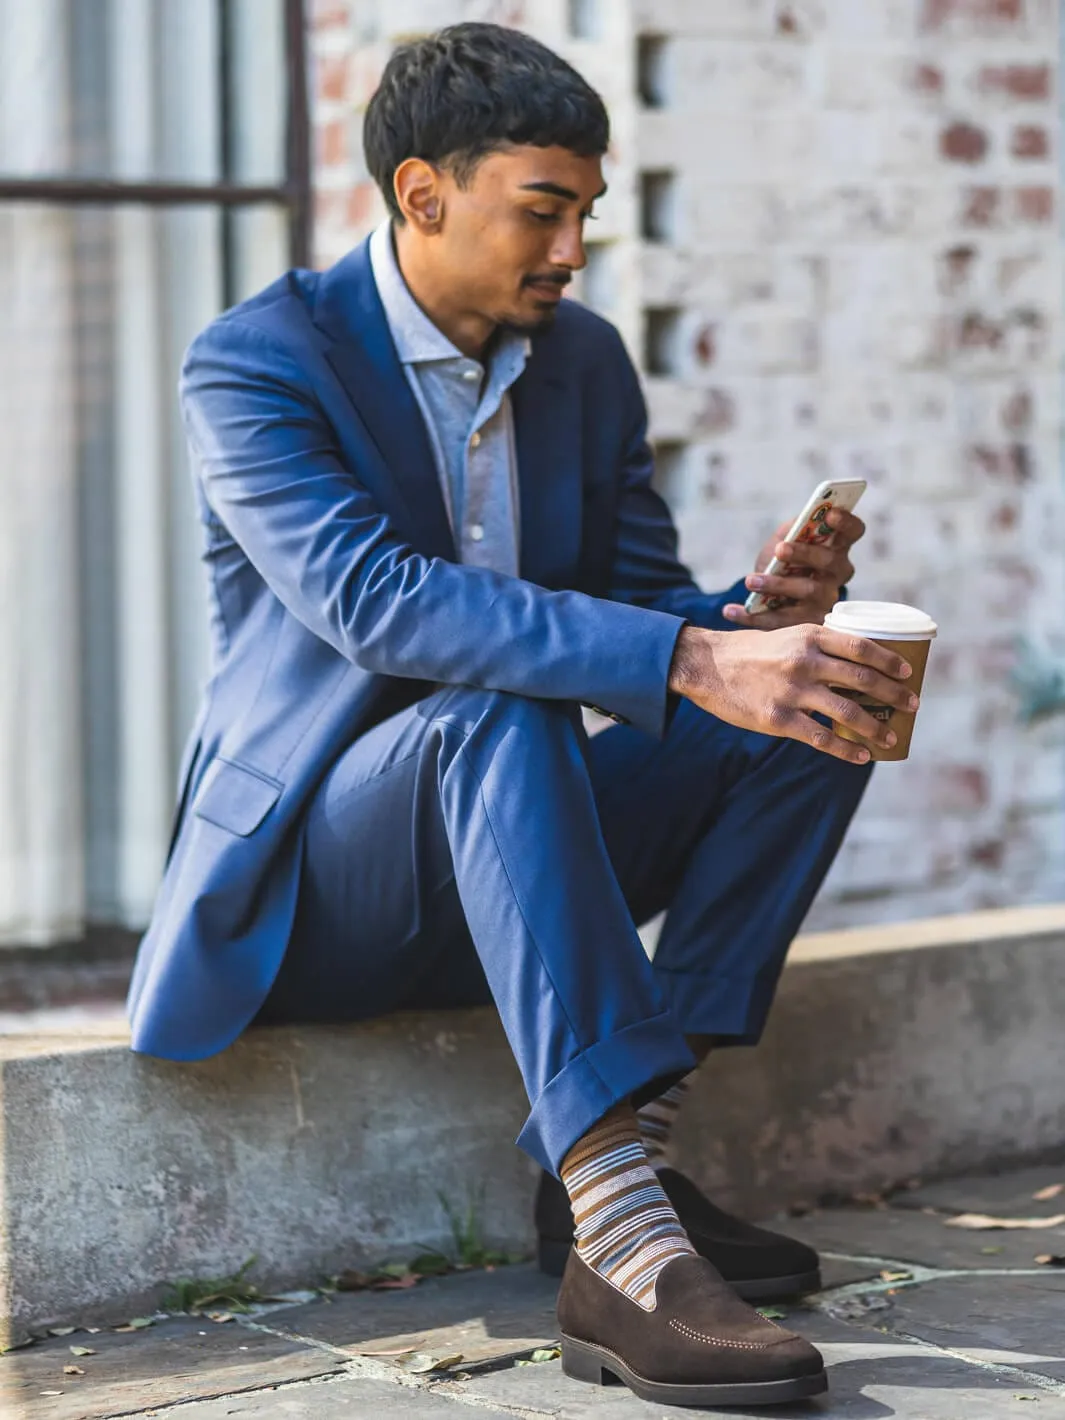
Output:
[668, 625, 724, 700]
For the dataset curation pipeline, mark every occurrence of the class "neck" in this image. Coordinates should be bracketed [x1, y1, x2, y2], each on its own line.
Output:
[392, 224, 496, 360]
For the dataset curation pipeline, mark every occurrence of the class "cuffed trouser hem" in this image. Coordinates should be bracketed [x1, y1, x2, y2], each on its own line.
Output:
[516, 1011, 696, 1176]
[652, 963, 784, 1047]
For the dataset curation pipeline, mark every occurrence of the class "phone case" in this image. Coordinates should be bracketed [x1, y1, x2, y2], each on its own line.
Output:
[744, 479, 867, 616]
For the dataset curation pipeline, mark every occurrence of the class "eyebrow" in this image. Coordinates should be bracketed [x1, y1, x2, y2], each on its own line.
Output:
[519, 180, 608, 203]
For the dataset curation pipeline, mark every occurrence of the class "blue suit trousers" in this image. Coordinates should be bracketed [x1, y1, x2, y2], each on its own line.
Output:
[256, 687, 870, 1173]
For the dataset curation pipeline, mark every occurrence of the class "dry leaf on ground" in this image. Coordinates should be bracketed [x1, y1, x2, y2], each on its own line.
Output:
[62, 1366, 85, 1376]
[335, 1270, 421, 1293]
[68, 1346, 96, 1357]
[945, 1212, 1065, 1231]
[516, 1347, 562, 1366]
[401, 1351, 464, 1374]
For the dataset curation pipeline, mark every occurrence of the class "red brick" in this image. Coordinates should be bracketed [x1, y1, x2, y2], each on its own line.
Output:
[694, 325, 717, 367]
[913, 63, 945, 95]
[346, 182, 377, 229]
[966, 443, 1034, 484]
[978, 64, 1052, 100]
[1014, 185, 1054, 222]
[991, 500, 1019, 530]
[1001, 387, 1034, 432]
[932, 765, 990, 812]
[695, 389, 736, 434]
[957, 312, 1004, 352]
[318, 118, 347, 168]
[1010, 124, 1049, 158]
[921, 0, 1023, 31]
[970, 839, 1005, 868]
[938, 244, 977, 294]
[940, 120, 989, 162]
[311, 0, 350, 27]
[317, 54, 350, 104]
[960, 186, 1001, 225]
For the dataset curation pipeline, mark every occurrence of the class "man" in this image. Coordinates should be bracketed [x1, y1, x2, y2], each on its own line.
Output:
[127, 23, 919, 1408]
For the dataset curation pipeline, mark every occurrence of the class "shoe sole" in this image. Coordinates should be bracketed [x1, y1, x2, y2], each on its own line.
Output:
[538, 1238, 821, 1300]
[561, 1332, 828, 1408]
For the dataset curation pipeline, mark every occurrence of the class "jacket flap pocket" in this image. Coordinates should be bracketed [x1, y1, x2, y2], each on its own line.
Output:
[193, 758, 283, 837]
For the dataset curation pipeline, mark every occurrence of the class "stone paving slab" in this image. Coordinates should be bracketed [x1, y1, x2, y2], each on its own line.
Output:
[0, 1316, 341, 1420]
[436, 1307, 1065, 1419]
[11, 1171, 1065, 1420]
[897, 1163, 1065, 1220]
[137, 1372, 518, 1418]
[779, 1204, 1065, 1272]
[262, 1264, 560, 1368]
[880, 1273, 1065, 1382]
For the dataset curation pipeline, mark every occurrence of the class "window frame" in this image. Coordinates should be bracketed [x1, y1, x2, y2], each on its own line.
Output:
[0, 0, 313, 296]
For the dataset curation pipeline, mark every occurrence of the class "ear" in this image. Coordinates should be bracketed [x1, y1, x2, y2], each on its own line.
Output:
[394, 158, 444, 232]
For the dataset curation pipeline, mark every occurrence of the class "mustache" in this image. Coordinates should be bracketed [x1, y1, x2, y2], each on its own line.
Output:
[523, 272, 572, 289]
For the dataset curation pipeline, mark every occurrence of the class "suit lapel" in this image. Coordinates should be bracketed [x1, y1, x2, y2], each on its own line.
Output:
[512, 337, 582, 589]
[312, 240, 456, 561]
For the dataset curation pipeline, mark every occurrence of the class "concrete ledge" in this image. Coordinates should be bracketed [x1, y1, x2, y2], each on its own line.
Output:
[2, 904, 1065, 1340]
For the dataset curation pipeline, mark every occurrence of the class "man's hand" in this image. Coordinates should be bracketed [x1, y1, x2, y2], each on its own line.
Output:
[668, 621, 918, 765]
[721, 508, 865, 630]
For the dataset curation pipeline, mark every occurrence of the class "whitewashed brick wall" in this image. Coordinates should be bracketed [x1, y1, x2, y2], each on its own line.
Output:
[308, 0, 1065, 929]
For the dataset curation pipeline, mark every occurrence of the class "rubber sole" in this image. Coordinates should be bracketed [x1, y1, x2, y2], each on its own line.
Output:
[538, 1237, 821, 1301]
[561, 1333, 828, 1408]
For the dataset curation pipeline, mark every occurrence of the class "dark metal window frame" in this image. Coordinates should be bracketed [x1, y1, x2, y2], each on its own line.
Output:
[0, 0, 312, 298]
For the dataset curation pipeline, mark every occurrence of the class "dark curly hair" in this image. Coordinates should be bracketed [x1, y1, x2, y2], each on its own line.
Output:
[363, 23, 610, 221]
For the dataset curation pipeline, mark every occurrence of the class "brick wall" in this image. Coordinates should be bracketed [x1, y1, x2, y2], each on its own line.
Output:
[307, 0, 1065, 929]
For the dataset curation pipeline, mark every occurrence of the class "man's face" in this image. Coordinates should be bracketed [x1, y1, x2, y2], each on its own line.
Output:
[430, 145, 606, 333]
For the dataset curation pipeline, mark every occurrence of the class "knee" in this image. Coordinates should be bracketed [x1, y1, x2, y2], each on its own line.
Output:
[417, 686, 580, 745]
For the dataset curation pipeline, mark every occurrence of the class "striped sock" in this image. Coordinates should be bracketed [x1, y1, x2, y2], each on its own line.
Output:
[637, 1078, 690, 1167]
[560, 1104, 696, 1311]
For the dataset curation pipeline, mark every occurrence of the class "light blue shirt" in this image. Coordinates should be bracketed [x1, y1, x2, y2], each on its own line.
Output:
[369, 221, 530, 577]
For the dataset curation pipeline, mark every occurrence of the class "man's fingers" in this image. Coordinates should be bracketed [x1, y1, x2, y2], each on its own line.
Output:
[746, 571, 820, 603]
[814, 648, 920, 712]
[722, 604, 797, 630]
[825, 509, 865, 545]
[807, 688, 898, 751]
[775, 540, 837, 573]
[777, 707, 873, 765]
[817, 626, 915, 682]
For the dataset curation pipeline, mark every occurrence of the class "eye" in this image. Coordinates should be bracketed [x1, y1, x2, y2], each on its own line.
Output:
[529, 210, 561, 224]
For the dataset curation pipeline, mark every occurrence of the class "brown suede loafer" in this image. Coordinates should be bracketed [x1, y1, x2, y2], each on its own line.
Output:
[557, 1249, 827, 1407]
[536, 1166, 821, 1299]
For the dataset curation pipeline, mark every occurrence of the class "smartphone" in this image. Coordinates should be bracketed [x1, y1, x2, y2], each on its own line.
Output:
[744, 478, 867, 615]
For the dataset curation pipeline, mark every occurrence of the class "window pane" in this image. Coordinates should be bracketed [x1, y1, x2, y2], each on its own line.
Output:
[0, 200, 288, 940]
[0, 0, 287, 186]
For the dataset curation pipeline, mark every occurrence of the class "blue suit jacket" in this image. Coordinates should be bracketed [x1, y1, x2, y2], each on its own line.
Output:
[127, 237, 746, 1060]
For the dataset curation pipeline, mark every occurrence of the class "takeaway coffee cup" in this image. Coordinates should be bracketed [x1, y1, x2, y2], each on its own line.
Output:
[822, 601, 937, 762]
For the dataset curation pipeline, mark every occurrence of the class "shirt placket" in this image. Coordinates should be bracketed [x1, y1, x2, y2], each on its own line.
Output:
[463, 373, 507, 570]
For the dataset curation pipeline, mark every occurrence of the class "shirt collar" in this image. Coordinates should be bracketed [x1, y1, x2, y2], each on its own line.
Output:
[369, 220, 531, 373]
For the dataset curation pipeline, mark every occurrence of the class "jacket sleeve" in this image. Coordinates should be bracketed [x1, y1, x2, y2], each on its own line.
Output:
[181, 316, 687, 739]
[605, 330, 748, 630]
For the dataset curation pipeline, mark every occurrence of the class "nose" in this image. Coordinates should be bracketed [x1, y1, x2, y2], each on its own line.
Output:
[550, 217, 587, 273]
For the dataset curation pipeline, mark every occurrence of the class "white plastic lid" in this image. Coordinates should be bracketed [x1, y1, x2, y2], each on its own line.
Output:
[824, 601, 938, 641]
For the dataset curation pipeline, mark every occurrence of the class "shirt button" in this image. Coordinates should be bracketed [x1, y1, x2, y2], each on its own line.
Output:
[470, 431, 482, 449]
[462, 368, 480, 382]
[469, 523, 485, 542]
